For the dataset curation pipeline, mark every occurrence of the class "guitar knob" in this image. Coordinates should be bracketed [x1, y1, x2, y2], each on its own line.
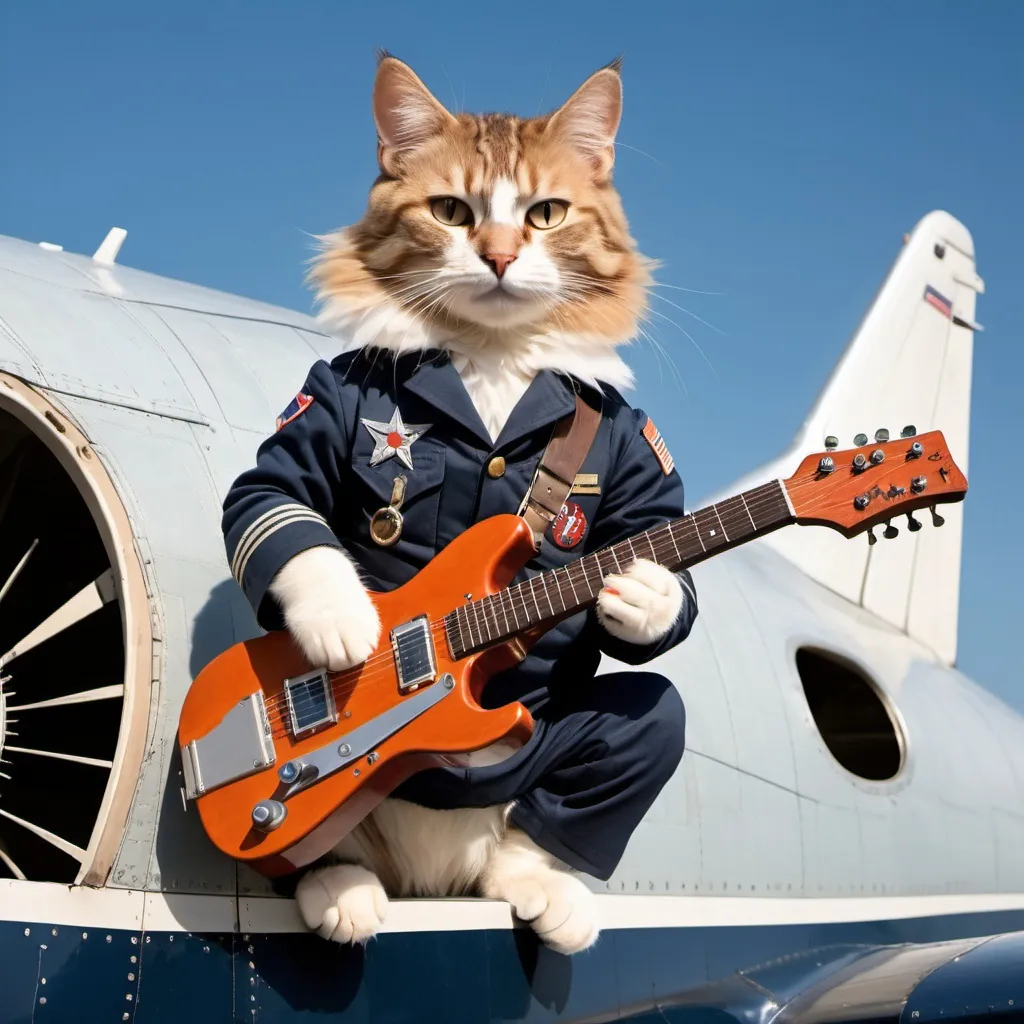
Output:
[278, 761, 304, 784]
[251, 799, 287, 832]
[867, 527, 877, 546]
[824, 435, 839, 450]
[853, 453, 868, 472]
[854, 494, 870, 510]
[874, 428, 890, 442]
[854, 433, 869, 447]
[818, 457, 835, 474]
[909, 441, 924, 459]
[884, 521, 899, 539]
[901, 425, 917, 438]
[906, 513, 922, 532]
[930, 506, 945, 527]
[870, 449, 885, 464]
[911, 476, 928, 493]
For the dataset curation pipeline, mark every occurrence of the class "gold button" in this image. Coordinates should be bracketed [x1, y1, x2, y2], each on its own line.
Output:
[487, 456, 506, 478]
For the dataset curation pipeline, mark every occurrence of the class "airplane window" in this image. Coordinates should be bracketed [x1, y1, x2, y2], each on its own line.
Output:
[0, 410, 125, 883]
[795, 647, 904, 781]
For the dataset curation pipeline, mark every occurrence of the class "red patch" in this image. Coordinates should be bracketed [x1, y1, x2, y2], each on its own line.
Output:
[275, 392, 314, 431]
[551, 501, 587, 550]
[386, 431, 403, 448]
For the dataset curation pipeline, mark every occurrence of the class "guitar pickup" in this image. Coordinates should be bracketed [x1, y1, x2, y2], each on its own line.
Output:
[390, 615, 437, 693]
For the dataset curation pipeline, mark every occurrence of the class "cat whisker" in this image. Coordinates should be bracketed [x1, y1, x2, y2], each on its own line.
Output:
[642, 307, 719, 380]
[650, 292, 727, 338]
[650, 281, 725, 297]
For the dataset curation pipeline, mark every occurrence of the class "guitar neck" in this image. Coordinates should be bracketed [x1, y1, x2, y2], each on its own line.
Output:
[445, 478, 795, 659]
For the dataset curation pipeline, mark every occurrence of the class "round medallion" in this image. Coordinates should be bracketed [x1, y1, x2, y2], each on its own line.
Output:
[369, 505, 404, 546]
[551, 501, 587, 549]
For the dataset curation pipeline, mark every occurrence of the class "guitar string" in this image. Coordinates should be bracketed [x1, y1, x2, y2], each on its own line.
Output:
[262, 499, 805, 725]
[260, 467, 937, 723]
[260, 469, 933, 724]
[259, 482, 795, 718]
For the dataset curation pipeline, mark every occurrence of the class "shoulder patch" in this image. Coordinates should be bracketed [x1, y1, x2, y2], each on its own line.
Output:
[276, 391, 314, 431]
[641, 416, 675, 475]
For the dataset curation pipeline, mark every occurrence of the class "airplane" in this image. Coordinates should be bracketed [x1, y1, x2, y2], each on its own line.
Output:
[0, 208, 1020, 1023]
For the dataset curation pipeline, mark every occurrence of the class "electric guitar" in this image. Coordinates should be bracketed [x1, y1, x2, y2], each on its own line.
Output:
[178, 429, 968, 876]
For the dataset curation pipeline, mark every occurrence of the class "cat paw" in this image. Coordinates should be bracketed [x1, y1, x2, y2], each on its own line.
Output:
[270, 546, 381, 671]
[488, 869, 600, 954]
[596, 558, 682, 645]
[295, 863, 388, 945]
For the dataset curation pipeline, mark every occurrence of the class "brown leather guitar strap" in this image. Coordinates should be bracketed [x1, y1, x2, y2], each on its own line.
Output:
[517, 393, 602, 549]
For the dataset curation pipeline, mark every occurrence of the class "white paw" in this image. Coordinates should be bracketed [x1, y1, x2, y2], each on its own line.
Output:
[269, 546, 381, 671]
[596, 558, 682, 645]
[295, 863, 388, 945]
[491, 869, 600, 955]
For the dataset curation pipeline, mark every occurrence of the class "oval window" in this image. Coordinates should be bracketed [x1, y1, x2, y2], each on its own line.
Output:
[796, 647, 904, 781]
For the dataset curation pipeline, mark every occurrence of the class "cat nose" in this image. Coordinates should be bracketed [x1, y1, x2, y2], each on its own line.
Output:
[481, 253, 517, 279]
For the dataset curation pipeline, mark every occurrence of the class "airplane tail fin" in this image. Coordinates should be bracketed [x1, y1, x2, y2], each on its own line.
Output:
[733, 210, 982, 665]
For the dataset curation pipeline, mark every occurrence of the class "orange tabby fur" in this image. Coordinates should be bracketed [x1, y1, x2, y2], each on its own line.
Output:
[309, 54, 651, 361]
[289, 54, 675, 957]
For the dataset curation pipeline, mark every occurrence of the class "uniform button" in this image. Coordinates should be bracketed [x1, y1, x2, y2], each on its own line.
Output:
[487, 456, 506, 478]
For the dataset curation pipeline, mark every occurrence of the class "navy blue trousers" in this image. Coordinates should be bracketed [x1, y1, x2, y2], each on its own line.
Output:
[393, 672, 687, 881]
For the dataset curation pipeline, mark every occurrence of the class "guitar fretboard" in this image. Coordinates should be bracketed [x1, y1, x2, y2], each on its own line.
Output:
[444, 478, 793, 659]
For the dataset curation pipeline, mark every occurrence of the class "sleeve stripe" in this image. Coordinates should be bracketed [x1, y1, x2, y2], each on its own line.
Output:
[230, 504, 330, 583]
[230, 503, 313, 578]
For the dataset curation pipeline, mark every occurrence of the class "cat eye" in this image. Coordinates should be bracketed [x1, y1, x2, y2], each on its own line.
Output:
[525, 200, 568, 230]
[430, 197, 473, 227]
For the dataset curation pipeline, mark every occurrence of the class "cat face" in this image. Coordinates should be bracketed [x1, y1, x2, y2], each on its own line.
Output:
[312, 55, 648, 346]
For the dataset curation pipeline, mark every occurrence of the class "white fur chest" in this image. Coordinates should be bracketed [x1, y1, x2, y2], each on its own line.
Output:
[450, 352, 533, 442]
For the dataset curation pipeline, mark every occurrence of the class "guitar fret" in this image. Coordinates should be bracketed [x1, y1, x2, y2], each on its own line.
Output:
[532, 581, 548, 618]
[712, 503, 729, 542]
[563, 565, 579, 604]
[451, 480, 794, 657]
[668, 522, 682, 563]
[645, 531, 658, 561]
[739, 492, 756, 531]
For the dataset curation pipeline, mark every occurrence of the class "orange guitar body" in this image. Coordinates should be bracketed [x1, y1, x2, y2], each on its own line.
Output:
[178, 514, 540, 877]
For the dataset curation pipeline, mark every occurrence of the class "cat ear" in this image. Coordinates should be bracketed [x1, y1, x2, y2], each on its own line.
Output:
[547, 59, 623, 178]
[373, 53, 455, 168]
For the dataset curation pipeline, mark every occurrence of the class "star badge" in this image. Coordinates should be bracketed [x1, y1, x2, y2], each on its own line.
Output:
[361, 408, 431, 471]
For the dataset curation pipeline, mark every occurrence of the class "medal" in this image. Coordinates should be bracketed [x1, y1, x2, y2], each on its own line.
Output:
[361, 408, 431, 471]
[369, 475, 407, 547]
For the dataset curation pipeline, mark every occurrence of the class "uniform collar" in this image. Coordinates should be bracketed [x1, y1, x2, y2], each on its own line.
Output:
[401, 351, 578, 451]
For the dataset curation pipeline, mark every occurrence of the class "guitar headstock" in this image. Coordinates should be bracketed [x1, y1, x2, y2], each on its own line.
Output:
[783, 428, 967, 541]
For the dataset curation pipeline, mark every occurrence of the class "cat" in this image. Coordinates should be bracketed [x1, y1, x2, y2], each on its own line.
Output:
[266, 52, 685, 956]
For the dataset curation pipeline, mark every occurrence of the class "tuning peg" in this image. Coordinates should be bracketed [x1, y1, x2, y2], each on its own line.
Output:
[909, 441, 924, 459]
[874, 428, 890, 442]
[883, 520, 899, 539]
[817, 456, 835, 474]
[867, 527, 877, 545]
[900, 425, 917, 438]
[854, 433, 868, 447]
[853, 453, 868, 472]
[906, 512, 922, 532]
[929, 506, 945, 527]
[824, 435, 839, 450]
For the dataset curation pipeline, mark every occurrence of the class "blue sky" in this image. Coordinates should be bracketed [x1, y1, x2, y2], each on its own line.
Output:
[1, 1, 1022, 709]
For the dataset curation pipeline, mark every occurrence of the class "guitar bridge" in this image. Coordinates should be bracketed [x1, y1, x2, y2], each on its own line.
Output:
[390, 615, 437, 692]
[180, 692, 274, 800]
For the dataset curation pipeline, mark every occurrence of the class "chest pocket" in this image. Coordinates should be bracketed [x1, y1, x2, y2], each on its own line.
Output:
[350, 448, 446, 556]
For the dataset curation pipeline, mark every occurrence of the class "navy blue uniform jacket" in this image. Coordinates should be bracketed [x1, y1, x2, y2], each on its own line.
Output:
[222, 349, 697, 716]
